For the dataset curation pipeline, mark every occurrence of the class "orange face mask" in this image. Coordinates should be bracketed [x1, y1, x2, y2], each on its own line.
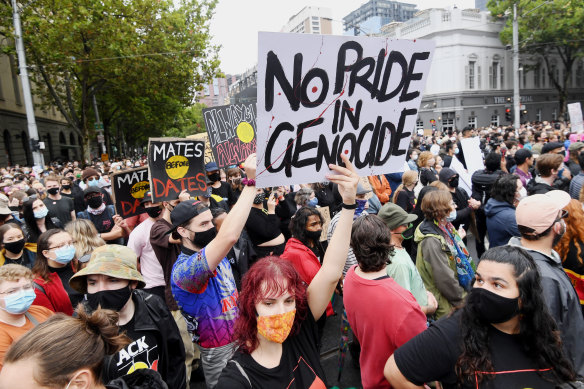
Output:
[257, 309, 296, 343]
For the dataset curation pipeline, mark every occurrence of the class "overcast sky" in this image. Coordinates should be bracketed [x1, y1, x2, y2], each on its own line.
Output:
[210, 0, 476, 75]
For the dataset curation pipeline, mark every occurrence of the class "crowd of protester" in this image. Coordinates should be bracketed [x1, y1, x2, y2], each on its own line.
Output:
[0, 119, 582, 388]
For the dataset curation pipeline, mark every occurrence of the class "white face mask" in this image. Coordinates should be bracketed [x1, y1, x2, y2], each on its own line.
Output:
[412, 154, 418, 161]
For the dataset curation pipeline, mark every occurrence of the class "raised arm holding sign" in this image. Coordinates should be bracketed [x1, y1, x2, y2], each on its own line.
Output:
[256, 32, 434, 188]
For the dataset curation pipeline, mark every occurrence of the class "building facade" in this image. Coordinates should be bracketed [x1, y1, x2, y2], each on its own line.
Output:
[380, 8, 584, 131]
[0, 50, 81, 166]
[281, 6, 333, 35]
[343, 0, 417, 36]
[197, 77, 231, 107]
[475, 0, 488, 12]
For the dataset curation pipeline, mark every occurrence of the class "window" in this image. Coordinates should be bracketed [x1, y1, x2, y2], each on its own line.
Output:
[552, 109, 557, 121]
[490, 62, 499, 89]
[534, 64, 540, 88]
[491, 115, 499, 127]
[542, 66, 546, 88]
[500, 66, 504, 89]
[468, 116, 477, 129]
[522, 65, 527, 88]
[9, 55, 21, 106]
[536, 108, 542, 122]
[468, 61, 476, 89]
[442, 112, 455, 132]
[416, 120, 424, 131]
[577, 61, 584, 87]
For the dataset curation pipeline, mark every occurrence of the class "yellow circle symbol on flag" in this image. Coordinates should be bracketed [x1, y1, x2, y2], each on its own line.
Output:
[130, 181, 150, 199]
[127, 361, 149, 374]
[165, 155, 189, 179]
[236, 122, 254, 143]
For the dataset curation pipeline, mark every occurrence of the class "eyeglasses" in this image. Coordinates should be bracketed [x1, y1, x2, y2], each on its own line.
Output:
[48, 241, 74, 250]
[0, 283, 33, 296]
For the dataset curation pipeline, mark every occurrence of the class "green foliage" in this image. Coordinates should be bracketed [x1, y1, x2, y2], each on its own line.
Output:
[0, 0, 220, 160]
[163, 103, 207, 138]
[487, 0, 584, 118]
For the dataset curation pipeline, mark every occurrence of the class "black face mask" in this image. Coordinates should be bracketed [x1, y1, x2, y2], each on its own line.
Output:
[208, 172, 220, 182]
[558, 151, 566, 157]
[253, 193, 266, 204]
[145, 206, 162, 219]
[449, 177, 459, 189]
[61, 185, 71, 190]
[192, 227, 217, 248]
[467, 287, 519, 323]
[86, 285, 132, 312]
[87, 196, 103, 209]
[4, 239, 25, 254]
[47, 188, 59, 196]
[305, 229, 322, 243]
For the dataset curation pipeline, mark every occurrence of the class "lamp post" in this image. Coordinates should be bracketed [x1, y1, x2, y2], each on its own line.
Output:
[11, 0, 44, 167]
[512, 3, 520, 132]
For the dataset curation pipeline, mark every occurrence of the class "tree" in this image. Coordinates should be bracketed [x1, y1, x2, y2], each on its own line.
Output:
[0, 0, 220, 161]
[164, 103, 208, 138]
[488, 0, 584, 120]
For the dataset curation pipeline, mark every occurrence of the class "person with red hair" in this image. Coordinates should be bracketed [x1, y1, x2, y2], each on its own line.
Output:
[216, 154, 359, 388]
[554, 199, 584, 315]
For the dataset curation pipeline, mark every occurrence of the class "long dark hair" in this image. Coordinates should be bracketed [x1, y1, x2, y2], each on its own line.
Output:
[22, 198, 57, 243]
[289, 207, 323, 250]
[455, 245, 574, 385]
[34, 229, 66, 283]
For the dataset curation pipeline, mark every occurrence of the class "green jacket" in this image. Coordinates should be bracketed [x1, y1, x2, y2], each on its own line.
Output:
[414, 219, 467, 318]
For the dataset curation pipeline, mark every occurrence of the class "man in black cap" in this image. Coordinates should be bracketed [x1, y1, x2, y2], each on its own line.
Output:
[77, 186, 128, 244]
[541, 141, 565, 156]
[170, 154, 257, 388]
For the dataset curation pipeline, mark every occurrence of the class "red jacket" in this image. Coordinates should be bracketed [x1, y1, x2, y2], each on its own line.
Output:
[33, 272, 74, 316]
[280, 238, 334, 316]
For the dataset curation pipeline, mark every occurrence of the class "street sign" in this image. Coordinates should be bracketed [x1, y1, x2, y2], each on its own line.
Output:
[94, 123, 104, 130]
[97, 134, 105, 143]
[101, 153, 109, 162]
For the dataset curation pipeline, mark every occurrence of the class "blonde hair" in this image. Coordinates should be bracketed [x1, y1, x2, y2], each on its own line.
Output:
[392, 170, 418, 203]
[65, 219, 106, 260]
[0, 264, 33, 285]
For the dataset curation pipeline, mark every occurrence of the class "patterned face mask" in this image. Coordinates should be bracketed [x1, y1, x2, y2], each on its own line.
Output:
[257, 309, 296, 343]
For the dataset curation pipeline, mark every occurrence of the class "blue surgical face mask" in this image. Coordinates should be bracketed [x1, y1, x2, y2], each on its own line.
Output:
[446, 209, 457, 222]
[33, 206, 49, 219]
[308, 197, 318, 207]
[454, 147, 459, 155]
[87, 178, 100, 187]
[53, 245, 76, 264]
[0, 288, 36, 314]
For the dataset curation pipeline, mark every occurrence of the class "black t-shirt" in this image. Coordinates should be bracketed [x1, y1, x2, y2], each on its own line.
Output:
[103, 316, 160, 381]
[211, 181, 236, 206]
[44, 196, 75, 224]
[216, 310, 326, 389]
[48, 264, 83, 307]
[394, 310, 559, 389]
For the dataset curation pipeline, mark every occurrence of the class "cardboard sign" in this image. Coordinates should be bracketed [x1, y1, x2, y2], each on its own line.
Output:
[319, 206, 331, 242]
[111, 167, 149, 218]
[568, 103, 584, 133]
[460, 137, 484, 176]
[101, 153, 109, 162]
[147, 138, 207, 202]
[203, 103, 257, 168]
[256, 32, 434, 187]
[187, 133, 215, 164]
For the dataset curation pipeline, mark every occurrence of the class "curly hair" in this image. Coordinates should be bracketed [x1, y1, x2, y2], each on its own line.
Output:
[490, 173, 517, 205]
[455, 246, 574, 385]
[233, 256, 308, 354]
[350, 215, 394, 272]
[555, 199, 584, 264]
[289, 206, 323, 247]
[417, 151, 434, 168]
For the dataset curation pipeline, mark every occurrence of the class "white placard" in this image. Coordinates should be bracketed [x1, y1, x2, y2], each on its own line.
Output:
[568, 103, 584, 134]
[460, 137, 484, 176]
[450, 156, 472, 197]
[256, 32, 435, 188]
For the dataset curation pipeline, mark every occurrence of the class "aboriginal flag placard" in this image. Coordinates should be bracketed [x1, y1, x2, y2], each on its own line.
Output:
[147, 137, 207, 202]
[111, 167, 150, 218]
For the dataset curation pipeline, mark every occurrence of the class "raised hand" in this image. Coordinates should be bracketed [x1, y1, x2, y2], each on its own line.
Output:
[326, 154, 359, 205]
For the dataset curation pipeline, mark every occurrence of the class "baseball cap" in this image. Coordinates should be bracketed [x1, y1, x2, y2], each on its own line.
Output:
[167, 199, 210, 234]
[514, 148, 532, 164]
[568, 142, 584, 153]
[378, 203, 418, 230]
[541, 142, 563, 154]
[356, 182, 371, 196]
[83, 186, 101, 197]
[69, 245, 145, 293]
[0, 194, 11, 216]
[140, 191, 153, 205]
[516, 190, 570, 235]
[438, 168, 457, 184]
[205, 162, 218, 172]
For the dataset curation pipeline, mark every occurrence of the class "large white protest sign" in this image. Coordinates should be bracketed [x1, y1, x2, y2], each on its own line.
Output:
[450, 156, 472, 197]
[460, 137, 484, 176]
[568, 103, 584, 134]
[256, 32, 434, 187]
